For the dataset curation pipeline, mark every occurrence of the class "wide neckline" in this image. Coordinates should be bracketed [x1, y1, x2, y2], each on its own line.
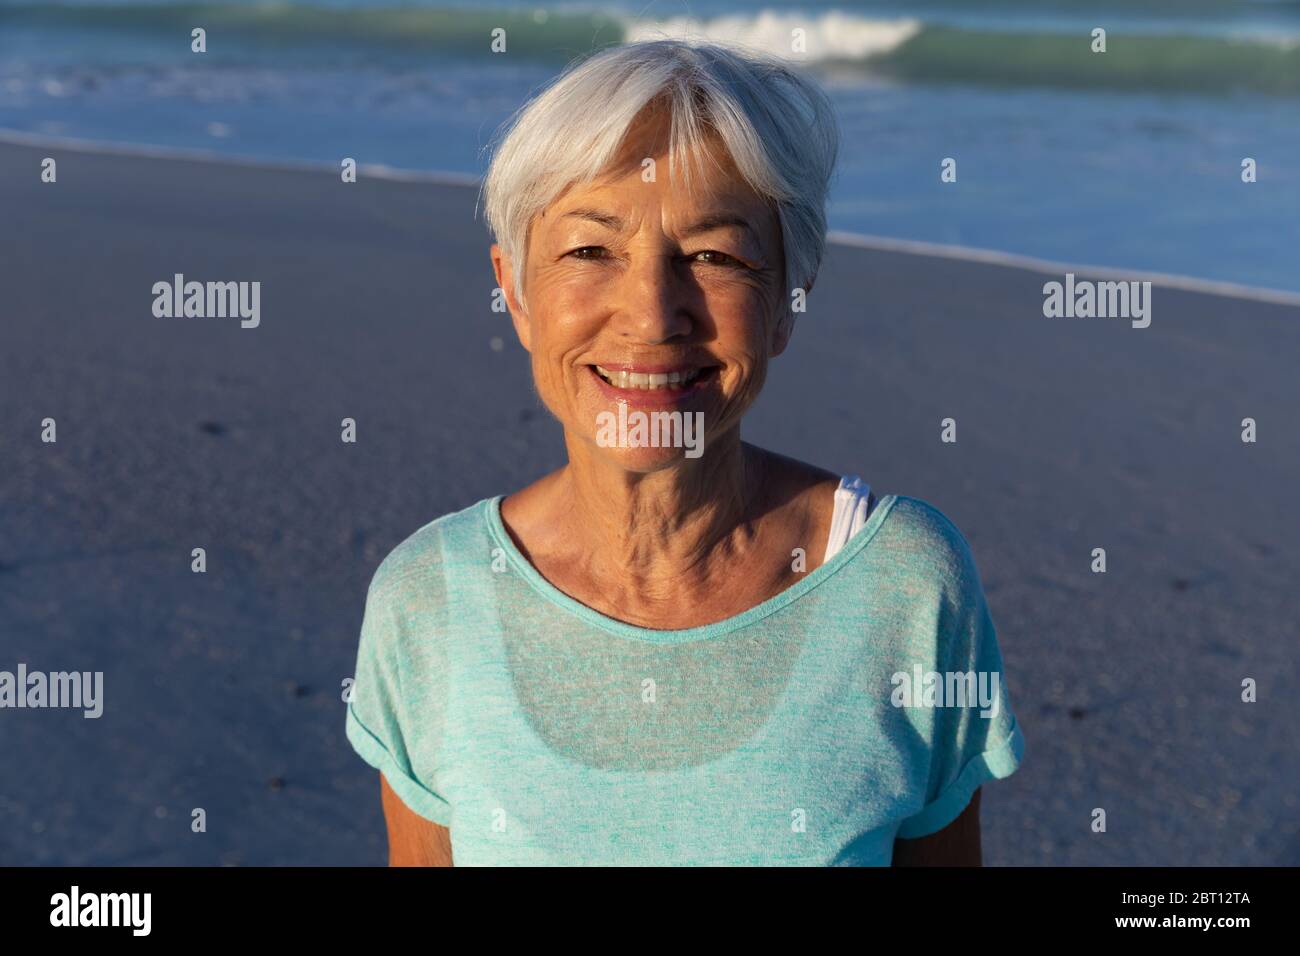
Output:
[483, 490, 898, 644]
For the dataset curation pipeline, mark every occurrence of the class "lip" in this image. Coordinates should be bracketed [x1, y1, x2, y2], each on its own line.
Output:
[584, 363, 718, 407]
[593, 363, 702, 374]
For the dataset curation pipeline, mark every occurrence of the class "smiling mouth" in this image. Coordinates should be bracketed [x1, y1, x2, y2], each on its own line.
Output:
[590, 365, 715, 391]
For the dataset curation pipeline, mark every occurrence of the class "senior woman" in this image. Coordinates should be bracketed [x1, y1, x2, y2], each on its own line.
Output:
[345, 38, 1024, 866]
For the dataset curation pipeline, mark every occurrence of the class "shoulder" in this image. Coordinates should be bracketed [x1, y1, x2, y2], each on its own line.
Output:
[357, 498, 496, 666]
[365, 497, 493, 606]
[875, 497, 1001, 670]
[752, 444, 840, 493]
[747, 443, 842, 531]
[876, 495, 983, 595]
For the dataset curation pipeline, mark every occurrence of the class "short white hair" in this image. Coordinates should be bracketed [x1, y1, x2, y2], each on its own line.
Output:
[480, 39, 839, 319]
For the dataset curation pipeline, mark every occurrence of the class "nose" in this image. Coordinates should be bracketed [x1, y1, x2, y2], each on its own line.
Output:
[612, 254, 694, 344]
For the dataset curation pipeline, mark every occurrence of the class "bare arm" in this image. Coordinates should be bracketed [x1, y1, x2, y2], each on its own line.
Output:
[891, 788, 982, 866]
[380, 773, 453, 866]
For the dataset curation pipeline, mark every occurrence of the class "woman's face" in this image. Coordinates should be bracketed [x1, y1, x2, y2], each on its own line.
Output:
[492, 111, 790, 472]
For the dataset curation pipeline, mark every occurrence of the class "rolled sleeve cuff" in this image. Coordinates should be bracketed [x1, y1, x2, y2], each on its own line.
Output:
[346, 703, 453, 827]
[895, 716, 1025, 840]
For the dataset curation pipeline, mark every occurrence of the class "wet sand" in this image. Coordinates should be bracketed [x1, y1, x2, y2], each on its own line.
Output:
[2, 139, 1297, 865]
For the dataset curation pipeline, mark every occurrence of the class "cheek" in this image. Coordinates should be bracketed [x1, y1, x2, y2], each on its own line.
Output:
[529, 269, 610, 339]
[698, 271, 780, 324]
[711, 304, 775, 397]
[526, 345, 584, 424]
[708, 289, 775, 353]
[524, 296, 596, 403]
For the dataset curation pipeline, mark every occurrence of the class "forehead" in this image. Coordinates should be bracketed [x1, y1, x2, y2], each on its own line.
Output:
[542, 111, 773, 229]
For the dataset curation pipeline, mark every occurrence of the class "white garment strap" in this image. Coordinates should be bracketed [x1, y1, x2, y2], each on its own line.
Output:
[822, 475, 873, 564]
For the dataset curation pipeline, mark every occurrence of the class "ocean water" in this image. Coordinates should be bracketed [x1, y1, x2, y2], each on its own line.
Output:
[2, 0, 1298, 291]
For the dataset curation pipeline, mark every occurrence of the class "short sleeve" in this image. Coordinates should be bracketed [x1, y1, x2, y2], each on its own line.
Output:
[895, 535, 1025, 840]
[345, 572, 453, 826]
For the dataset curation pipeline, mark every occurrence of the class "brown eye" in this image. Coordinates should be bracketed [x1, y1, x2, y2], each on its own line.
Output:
[692, 250, 743, 267]
[569, 246, 608, 260]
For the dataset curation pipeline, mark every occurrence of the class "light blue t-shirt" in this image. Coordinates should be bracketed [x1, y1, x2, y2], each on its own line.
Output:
[345, 492, 1025, 865]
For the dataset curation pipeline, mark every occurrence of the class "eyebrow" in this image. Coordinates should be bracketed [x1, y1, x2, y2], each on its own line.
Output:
[559, 208, 758, 241]
[560, 208, 625, 230]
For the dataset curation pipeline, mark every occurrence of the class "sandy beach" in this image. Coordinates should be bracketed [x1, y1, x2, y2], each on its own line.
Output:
[2, 139, 1297, 865]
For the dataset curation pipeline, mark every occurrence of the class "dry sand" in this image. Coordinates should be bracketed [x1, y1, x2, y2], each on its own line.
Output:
[2, 141, 1297, 864]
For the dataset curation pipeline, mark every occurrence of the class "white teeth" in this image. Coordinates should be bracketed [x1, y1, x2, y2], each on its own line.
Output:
[593, 365, 703, 390]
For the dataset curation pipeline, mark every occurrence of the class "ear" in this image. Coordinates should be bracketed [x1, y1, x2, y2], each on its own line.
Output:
[771, 257, 814, 358]
[771, 274, 804, 357]
[490, 244, 531, 353]
[771, 308, 795, 357]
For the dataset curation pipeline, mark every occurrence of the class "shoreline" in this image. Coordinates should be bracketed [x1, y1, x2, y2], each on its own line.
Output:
[8, 125, 1299, 308]
[4, 131, 1297, 866]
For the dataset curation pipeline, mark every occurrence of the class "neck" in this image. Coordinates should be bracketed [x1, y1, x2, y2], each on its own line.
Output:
[556, 428, 767, 587]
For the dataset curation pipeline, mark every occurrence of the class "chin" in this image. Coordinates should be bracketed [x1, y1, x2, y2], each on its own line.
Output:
[592, 442, 707, 472]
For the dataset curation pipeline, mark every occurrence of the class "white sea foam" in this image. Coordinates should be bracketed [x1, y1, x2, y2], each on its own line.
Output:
[624, 12, 922, 61]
